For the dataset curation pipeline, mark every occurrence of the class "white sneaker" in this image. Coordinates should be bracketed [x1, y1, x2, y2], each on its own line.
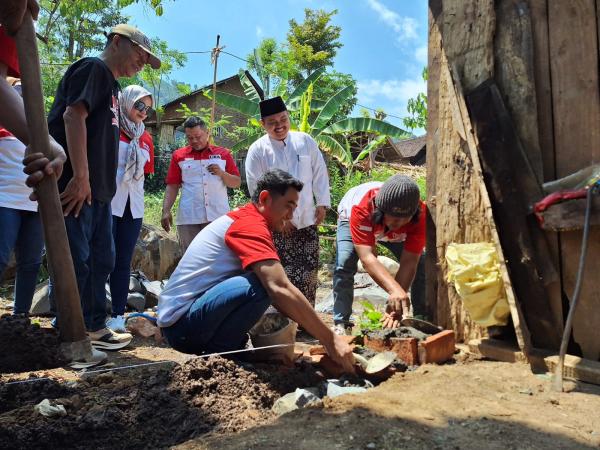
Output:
[106, 315, 127, 333]
[88, 327, 133, 351]
[69, 348, 108, 369]
[333, 323, 353, 336]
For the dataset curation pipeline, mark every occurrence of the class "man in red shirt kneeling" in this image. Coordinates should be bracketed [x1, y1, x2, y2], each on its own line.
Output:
[333, 175, 426, 335]
[157, 169, 355, 373]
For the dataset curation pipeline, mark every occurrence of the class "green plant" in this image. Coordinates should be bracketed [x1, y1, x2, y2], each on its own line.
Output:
[358, 300, 384, 332]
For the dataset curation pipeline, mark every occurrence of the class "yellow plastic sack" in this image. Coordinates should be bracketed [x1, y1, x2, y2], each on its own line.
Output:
[445, 243, 510, 327]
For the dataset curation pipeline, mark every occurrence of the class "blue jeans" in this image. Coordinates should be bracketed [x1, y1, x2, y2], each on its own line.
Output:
[162, 272, 271, 355]
[49, 200, 115, 331]
[332, 220, 425, 325]
[109, 201, 142, 316]
[0, 207, 44, 314]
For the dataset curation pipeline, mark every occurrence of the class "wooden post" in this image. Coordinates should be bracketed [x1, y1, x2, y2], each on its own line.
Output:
[14, 14, 92, 362]
[210, 35, 222, 141]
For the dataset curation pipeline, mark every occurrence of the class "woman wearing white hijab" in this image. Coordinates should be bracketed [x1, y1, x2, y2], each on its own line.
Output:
[107, 85, 154, 332]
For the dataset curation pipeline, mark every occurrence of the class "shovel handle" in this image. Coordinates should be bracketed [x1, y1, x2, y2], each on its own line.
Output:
[14, 13, 88, 347]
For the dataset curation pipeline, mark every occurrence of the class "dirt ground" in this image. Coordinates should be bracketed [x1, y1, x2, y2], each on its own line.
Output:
[2, 290, 600, 449]
[181, 360, 600, 450]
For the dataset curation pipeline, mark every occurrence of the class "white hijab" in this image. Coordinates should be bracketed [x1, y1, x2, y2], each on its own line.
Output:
[119, 85, 153, 183]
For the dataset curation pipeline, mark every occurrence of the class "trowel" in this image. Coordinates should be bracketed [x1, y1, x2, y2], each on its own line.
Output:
[353, 351, 397, 374]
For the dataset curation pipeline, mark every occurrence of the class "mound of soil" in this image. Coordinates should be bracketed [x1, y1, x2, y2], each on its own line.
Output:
[0, 356, 322, 449]
[0, 314, 66, 373]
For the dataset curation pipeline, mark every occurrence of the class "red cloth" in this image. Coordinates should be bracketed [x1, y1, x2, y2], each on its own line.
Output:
[350, 187, 426, 255]
[165, 145, 239, 185]
[225, 203, 279, 269]
[119, 130, 155, 175]
[0, 128, 14, 138]
[0, 27, 20, 77]
[533, 188, 588, 225]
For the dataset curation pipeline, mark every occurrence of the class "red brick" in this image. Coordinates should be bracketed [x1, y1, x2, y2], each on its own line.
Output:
[419, 330, 455, 364]
[363, 335, 419, 365]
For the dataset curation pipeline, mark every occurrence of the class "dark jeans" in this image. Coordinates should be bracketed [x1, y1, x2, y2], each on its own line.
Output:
[162, 272, 271, 354]
[333, 220, 425, 325]
[50, 200, 115, 331]
[109, 201, 142, 316]
[0, 207, 44, 314]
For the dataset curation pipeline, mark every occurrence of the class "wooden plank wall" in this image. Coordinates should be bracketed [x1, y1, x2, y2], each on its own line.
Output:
[426, 0, 496, 342]
[548, 0, 600, 361]
[429, 0, 600, 357]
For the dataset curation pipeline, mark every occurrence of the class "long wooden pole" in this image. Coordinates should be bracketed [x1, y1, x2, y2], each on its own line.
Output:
[209, 34, 221, 140]
[14, 13, 92, 362]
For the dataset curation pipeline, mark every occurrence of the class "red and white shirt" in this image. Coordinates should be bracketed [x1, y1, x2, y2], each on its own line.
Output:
[0, 27, 20, 77]
[111, 130, 154, 219]
[165, 145, 240, 225]
[338, 182, 426, 254]
[157, 202, 279, 327]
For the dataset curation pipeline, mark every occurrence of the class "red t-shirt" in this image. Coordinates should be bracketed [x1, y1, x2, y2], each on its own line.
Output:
[225, 203, 280, 269]
[350, 188, 426, 254]
[119, 130, 155, 175]
[165, 145, 239, 185]
[0, 27, 20, 77]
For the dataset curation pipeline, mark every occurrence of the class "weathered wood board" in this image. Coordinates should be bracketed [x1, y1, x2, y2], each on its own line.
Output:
[548, 0, 600, 360]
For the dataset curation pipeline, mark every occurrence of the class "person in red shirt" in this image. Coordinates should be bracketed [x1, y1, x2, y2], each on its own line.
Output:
[0, 20, 66, 189]
[158, 169, 355, 373]
[162, 116, 241, 251]
[333, 175, 426, 335]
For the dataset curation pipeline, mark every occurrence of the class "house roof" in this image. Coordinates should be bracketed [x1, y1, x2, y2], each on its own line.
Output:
[388, 135, 427, 158]
[160, 74, 240, 109]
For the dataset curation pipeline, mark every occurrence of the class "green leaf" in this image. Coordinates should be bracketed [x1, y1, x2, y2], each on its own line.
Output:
[320, 117, 409, 138]
[311, 84, 355, 131]
[315, 134, 352, 167]
[287, 67, 326, 106]
[353, 135, 388, 164]
[231, 132, 262, 153]
[239, 70, 262, 103]
[204, 90, 260, 118]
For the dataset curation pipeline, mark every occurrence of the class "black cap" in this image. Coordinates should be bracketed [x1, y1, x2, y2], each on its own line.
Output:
[259, 96, 287, 119]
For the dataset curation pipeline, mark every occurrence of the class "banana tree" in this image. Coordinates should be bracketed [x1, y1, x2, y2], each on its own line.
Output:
[205, 68, 410, 170]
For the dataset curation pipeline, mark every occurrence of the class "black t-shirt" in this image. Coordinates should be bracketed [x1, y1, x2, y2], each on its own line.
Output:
[48, 57, 120, 203]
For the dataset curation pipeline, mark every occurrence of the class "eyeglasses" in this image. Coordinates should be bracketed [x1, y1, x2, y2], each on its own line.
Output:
[133, 100, 152, 114]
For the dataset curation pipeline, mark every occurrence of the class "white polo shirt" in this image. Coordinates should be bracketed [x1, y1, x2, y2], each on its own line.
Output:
[157, 202, 280, 327]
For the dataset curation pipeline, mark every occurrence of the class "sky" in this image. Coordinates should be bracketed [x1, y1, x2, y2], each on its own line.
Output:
[123, 0, 428, 134]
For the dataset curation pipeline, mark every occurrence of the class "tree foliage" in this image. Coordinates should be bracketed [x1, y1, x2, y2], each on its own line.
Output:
[403, 67, 428, 131]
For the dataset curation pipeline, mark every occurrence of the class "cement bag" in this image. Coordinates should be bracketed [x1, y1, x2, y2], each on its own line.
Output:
[445, 243, 510, 327]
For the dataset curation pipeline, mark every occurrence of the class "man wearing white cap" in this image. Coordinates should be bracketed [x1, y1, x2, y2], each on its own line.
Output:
[47, 24, 160, 352]
[245, 96, 330, 307]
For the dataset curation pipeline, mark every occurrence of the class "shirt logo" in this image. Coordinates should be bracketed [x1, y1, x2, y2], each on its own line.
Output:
[359, 225, 372, 231]
[208, 154, 222, 159]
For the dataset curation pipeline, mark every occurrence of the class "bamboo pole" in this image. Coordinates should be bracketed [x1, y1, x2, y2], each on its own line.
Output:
[209, 34, 222, 141]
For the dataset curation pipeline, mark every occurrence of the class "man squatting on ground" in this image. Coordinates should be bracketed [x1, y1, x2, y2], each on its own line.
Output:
[333, 175, 426, 335]
[47, 24, 160, 351]
[245, 96, 330, 306]
[162, 116, 241, 252]
[157, 169, 355, 373]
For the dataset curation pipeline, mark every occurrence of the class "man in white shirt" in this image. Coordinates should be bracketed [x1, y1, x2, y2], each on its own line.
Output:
[245, 96, 331, 306]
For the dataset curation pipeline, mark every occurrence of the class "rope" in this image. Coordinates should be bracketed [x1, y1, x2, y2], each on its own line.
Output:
[1, 339, 320, 386]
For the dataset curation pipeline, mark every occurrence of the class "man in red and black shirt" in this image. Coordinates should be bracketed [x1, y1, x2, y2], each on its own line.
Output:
[158, 169, 355, 373]
[162, 116, 241, 251]
[333, 175, 426, 334]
